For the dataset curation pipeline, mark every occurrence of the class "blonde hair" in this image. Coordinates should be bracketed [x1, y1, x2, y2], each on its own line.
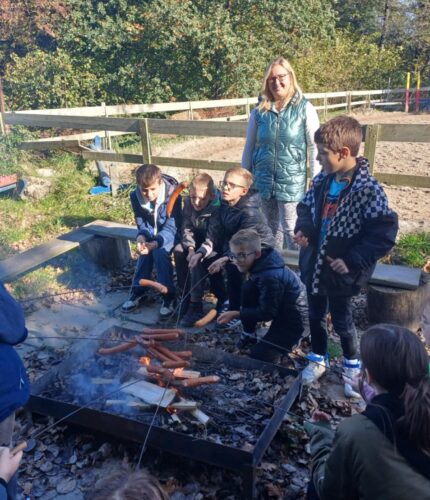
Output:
[258, 57, 303, 112]
[225, 167, 253, 189]
[230, 229, 261, 252]
[190, 172, 215, 193]
[91, 470, 168, 500]
[135, 164, 162, 188]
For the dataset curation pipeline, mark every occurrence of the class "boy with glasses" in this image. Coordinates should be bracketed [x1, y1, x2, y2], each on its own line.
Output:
[189, 167, 275, 330]
[121, 164, 182, 318]
[217, 229, 308, 363]
[174, 173, 227, 326]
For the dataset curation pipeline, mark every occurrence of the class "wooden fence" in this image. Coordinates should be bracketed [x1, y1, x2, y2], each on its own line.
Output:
[2, 89, 430, 192]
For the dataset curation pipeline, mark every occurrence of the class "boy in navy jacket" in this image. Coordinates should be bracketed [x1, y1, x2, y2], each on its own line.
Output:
[217, 229, 308, 363]
[122, 164, 182, 318]
[294, 116, 398, 396]
[0, 281, 29, 499]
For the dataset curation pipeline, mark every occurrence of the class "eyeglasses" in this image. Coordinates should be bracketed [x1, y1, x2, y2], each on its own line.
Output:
[269, 74, 289, 84]
[219, 181, 246, 191]
[228, 251, 256, 263]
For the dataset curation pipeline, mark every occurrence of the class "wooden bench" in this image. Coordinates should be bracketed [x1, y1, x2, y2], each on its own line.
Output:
[0, 219, 422, 291]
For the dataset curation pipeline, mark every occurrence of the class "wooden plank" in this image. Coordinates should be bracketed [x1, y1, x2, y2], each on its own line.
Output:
[147, 118, 247, 137]
[369, 263, 421, 290]
[139, 119, 152, 163]
[363, 124, 380, 173]
[281, 250, 420, 290]
[81, 150, 144, 164]
[0, 229, 94, 283]
[4, 113, 140, 133]
[378, 124, 430, 143]
[20, 131, 129, 149]
[20, 139, 81, 151]
[374, 172, 430, 189]
[121, 379, 176, 407]
[15, 106, 105, 116]
[152, 156, 240, 171]
[83, 220, 138, 240]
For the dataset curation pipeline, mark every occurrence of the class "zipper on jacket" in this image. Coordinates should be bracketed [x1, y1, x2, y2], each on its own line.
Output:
[273, 112, 281, 197]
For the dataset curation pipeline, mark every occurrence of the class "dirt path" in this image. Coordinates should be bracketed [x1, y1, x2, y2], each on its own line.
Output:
[154, 110, 430, 234]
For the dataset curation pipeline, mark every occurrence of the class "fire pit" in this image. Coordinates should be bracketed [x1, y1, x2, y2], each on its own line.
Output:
[28, 320, 301, 498]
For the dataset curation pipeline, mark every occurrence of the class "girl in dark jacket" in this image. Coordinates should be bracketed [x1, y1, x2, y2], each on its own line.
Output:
[306, 324, 430, 500]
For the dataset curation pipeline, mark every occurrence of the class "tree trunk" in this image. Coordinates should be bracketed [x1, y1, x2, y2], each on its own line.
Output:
[367, 273, 430, 330]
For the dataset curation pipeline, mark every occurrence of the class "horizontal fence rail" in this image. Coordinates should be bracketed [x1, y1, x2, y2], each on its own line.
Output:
[2, 89, 430, 192]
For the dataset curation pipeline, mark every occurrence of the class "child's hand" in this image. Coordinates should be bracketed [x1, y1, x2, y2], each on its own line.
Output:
[326, 256, 349, 274]
[293, 231, 309, 248]
[217, 310, 240, 325]
[136, 235, 147, 254]
[188, 252, 203, 269]
[186, 248, 195, 263]
[208, 257, 228, 274]
[0, 447, 22, 483]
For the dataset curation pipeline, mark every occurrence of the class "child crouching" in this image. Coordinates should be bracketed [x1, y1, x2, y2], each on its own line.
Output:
[217, 229, 308, 363]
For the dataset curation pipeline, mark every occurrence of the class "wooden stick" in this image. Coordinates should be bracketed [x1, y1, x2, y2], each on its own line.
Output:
[181, 376, 220, 388]
[11, 442, 27, 456]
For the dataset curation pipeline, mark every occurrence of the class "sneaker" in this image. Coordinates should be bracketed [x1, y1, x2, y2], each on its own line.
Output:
[159, 297, 176, 319]
[237, 331, 258, 349]
[180, 302, 204, 327]
[301, 352, 329, 385]
[343, 358, 362, 398]
[215, 318, 242, 331]
[121, 292, 146, 313]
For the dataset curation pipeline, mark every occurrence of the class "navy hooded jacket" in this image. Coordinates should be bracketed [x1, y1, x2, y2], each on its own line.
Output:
[0, 282, 30, 423]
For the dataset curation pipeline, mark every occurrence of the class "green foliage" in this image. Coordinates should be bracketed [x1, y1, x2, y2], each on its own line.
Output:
[4, 49, 103, 109]
[0, 128, 33, 174]
[396, 232, 430, 268]
[294, 32, 404, 92]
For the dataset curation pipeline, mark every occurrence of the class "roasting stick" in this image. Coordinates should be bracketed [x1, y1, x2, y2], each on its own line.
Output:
[11, 441, 27, 456]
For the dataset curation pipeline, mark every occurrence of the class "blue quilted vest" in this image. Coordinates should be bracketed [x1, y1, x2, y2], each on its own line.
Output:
[252, 95, 309, 202]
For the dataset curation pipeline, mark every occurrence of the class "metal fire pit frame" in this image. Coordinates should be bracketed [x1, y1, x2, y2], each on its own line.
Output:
[28, 320, 301, 499]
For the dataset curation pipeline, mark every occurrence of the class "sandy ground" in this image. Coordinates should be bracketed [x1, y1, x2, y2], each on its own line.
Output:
[149, 110, 430, 234]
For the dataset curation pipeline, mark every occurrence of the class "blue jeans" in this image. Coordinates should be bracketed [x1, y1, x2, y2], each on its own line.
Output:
[132, 248, 175, 297]
[307, 294, 358, 359]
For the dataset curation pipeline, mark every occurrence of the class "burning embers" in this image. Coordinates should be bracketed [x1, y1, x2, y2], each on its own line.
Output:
[96, 328, 220, 423]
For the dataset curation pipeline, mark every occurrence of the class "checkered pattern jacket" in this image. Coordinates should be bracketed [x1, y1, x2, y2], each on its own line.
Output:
[295, 157, 398, 296]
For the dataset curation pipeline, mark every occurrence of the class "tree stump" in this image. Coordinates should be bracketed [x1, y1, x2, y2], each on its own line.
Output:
[81, 235, 131, 271]
[367, 273, 430, 330]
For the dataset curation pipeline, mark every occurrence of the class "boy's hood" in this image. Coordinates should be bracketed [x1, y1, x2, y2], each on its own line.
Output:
[250, 248, 284, 274]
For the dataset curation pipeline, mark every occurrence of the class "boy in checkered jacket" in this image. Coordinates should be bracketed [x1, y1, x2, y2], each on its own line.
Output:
[293, 116, 398, 397]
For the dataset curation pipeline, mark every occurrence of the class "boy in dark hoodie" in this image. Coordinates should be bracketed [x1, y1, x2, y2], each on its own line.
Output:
[217, 229, 308, 363]
[174, 173, 227, 326]
[0, 281, 30, 499]
[189, 167, 275, 330]
[121, 164, 182, 318]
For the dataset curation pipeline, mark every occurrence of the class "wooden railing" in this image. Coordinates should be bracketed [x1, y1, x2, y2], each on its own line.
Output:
[2, 92, 430, 193]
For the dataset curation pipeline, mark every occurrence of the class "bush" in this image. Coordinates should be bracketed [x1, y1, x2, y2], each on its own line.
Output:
[396, 232, 430, 269]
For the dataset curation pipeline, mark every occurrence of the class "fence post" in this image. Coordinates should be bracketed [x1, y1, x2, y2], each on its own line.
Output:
[0, 78, 8, 135]
[347, 92, 352, 114]
[323, 94, 328, 119]
[245, 98, 250, 119]
[102, 101, 112, 150]
[188, 101, 194, 120]
[363, 124, 380, 173]
[139, 118, 152, 164]
[416, 71, 421, 112]
[405, 72, 410, 113]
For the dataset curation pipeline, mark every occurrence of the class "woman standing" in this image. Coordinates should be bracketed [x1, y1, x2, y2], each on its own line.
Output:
[242, 57, 321, 250]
